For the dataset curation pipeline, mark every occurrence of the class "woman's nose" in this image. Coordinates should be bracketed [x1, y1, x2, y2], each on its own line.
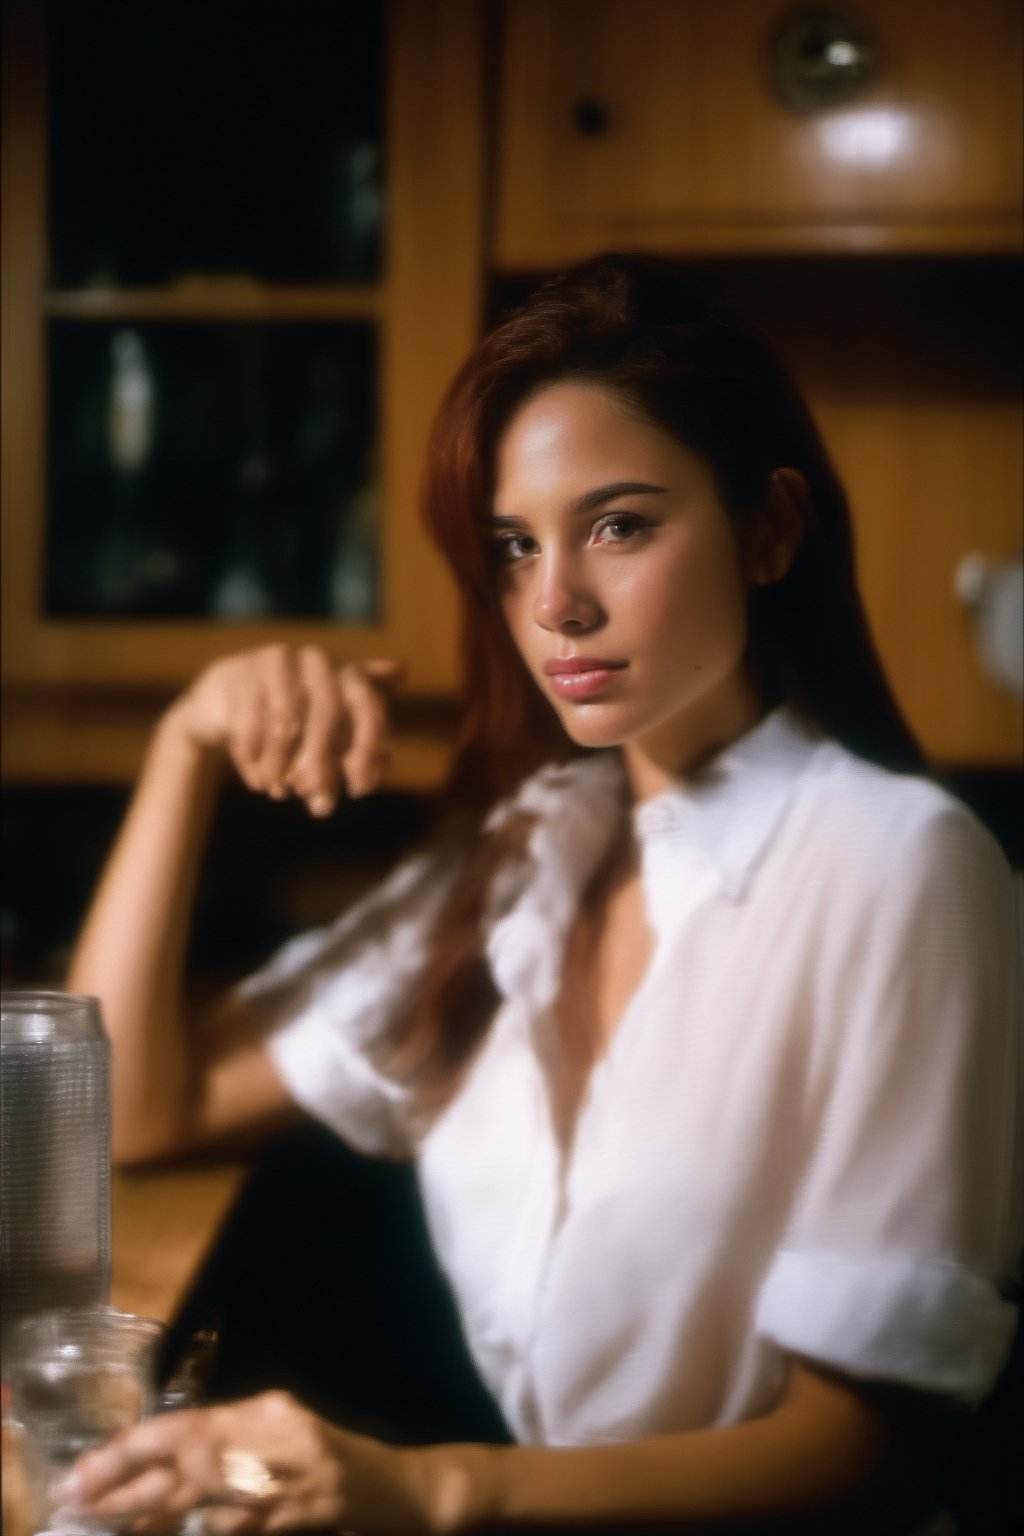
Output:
[532, 555, 602, 633]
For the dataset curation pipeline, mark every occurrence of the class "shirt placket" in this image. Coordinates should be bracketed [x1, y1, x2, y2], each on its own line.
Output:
[485, 1013, 565, 1441]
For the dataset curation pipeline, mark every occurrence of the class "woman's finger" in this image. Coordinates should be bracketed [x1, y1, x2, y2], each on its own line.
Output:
[126, 1513, 180, 1536]
[360, 657, 405, 688]
[285, 648, 347, 816]
[58, 1395, 376, 1536]
[192, 1508, 263, 1536]
[227, 669, 267, 792]
[252, 646, 305, 798]
[338, 663, 393, 798]
[58, 1410, 205, 1503]
[82, 1464, 181, 1524]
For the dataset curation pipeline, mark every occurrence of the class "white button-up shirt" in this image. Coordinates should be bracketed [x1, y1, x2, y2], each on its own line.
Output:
[243, 708, 1022, 1447]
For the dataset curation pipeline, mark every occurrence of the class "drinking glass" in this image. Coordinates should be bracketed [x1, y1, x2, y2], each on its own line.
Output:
[0, 990, 112, 1346]
[5, 1306, 165, 1534]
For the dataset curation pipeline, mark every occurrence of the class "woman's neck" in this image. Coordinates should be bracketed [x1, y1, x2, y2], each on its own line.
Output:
[622, 677, 766, 805]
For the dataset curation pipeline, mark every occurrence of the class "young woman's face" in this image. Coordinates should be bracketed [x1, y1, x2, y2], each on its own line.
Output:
[492, 382, 762, 776]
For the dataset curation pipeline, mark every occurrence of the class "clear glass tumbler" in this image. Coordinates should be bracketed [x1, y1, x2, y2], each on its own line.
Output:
[0, 991, 112, 1347]
[5, 1306, 166, 1534]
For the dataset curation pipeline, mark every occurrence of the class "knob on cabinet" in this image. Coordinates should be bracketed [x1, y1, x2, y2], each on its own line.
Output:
[573, 96, 613, 137]
[769, 6, 877, 112]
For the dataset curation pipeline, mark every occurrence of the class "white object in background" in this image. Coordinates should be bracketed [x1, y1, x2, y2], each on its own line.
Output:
[107, 330, 154, 474]
[955, 554, 1024, 698]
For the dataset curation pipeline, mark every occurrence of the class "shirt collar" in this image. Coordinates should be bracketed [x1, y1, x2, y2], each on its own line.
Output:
[632, 705, 822, 900]
[482, 706, 822, 1009]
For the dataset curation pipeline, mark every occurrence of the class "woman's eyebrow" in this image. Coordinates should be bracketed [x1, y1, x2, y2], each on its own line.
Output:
[569, 481, 670, 514]
[491, 482, 669, 525]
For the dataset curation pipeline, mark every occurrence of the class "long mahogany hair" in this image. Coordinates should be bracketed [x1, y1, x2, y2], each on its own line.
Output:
[378, 254, 924, 1119]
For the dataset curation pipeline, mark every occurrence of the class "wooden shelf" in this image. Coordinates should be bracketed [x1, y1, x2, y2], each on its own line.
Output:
[2, 621, 405, 689]
[46, 278, 385, 322]
[0, 682, 459, 789]
[493, 218, 1024, 270]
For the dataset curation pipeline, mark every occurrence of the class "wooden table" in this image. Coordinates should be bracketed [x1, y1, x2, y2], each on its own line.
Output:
[1, 1160, 249, 1535]
[110, 1159, 248, 1322]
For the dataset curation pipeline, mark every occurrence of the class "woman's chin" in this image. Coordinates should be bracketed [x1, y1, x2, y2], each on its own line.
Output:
[552, 701, 637, 751]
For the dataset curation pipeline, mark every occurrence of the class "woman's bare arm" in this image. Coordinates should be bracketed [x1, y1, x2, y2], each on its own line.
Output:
[66, 644, 399, 1165]
[428, 1358, 945, 1533]
[423, 1357, 945, 1536]
[64, 1358, 946, 1534]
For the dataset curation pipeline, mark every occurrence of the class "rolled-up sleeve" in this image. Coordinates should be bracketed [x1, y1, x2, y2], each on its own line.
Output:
[235, 846, 462, 1158]
[756, 799, 1022, 1404]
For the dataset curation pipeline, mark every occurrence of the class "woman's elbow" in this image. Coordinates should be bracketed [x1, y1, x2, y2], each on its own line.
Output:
[778, 1360, 951, 1533]
[110, 1115, 188, 1168]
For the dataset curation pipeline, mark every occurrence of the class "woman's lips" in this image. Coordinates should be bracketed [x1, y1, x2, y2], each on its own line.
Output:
[543, 657, 627, 700]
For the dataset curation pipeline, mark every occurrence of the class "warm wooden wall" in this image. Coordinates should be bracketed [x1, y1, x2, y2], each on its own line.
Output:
[2, 0, 1021, 783]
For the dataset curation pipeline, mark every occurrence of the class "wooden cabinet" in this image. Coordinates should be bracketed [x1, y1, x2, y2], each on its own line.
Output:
[492, 0, 1023, 767]
[702, 260, 1022, 767]
[3, 0, 1020, 780]
[494, 0, 1023, 266]
[1, 0, 484, 785]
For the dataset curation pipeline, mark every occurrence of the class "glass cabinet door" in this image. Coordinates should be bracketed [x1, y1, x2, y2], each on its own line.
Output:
[47, 320, 378, 621]
[45, 0, 384, 625]
[3, 0, 486, 784]
[49, 0, 384, 288]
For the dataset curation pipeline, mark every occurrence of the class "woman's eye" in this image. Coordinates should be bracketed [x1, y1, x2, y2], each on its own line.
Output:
[593, 513, 649, 544]
[492, 532, 538, 564]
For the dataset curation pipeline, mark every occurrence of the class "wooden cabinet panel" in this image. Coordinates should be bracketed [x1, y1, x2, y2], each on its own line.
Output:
[495, 0, 1024, 264]
[831, 393, 1022, 765]
[706, 260, 1023, 766]
[1, 0, 485, 785]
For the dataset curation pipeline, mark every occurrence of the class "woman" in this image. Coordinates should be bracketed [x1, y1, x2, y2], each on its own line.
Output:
[60, 256, 1019, 1534]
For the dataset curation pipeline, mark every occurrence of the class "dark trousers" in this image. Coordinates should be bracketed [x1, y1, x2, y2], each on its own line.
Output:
[161, 1118, 513, 1446]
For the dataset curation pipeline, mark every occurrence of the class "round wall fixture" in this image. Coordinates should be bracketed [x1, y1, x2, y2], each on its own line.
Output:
[573, 97, 613, 137]
[769, 6, 877, 112]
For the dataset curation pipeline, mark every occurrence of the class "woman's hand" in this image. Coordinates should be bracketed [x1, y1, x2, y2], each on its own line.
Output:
[56, 1391, 448, 1536]
[165, 645, 402, 815]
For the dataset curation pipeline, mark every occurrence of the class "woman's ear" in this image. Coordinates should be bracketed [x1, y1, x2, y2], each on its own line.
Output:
[747, 467, 809, 586]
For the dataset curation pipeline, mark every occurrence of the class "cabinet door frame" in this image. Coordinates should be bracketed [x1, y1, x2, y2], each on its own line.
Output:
[2, 0, 484, 723]
[494, 0, 1024, 268]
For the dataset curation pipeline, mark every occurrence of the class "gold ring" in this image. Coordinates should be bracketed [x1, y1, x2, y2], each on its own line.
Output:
[218, 1446, 283, 1503]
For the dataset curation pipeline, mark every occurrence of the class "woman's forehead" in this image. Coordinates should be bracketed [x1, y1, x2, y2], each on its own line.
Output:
[494, 382, 706, 505]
